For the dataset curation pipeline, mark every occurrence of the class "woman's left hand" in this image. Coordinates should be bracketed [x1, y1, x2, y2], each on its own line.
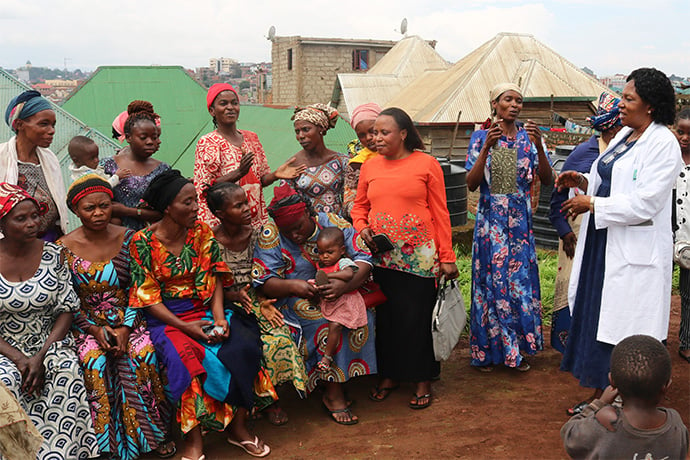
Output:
[275, 157, 307, 180]
[524, 119, 542, 144]
[317, 278, 349, 300]
[209, 319, 229, 343]
[562, 192, 592, 218]
[439, 262, 459, 280]
[112, 326, 131, 358]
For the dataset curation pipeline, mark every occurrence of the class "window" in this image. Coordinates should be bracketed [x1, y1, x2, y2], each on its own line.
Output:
[287, 49, 293, 70]
[352, 49, 369, 71]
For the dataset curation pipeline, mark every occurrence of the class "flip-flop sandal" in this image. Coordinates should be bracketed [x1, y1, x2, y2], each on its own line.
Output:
[181, 455, 205, 460]
[515, 360, 531, 372]
[475, 365, 494, 373]
[368, 384, 399, 402]
[322, 402, 358, 425]
[566, 400, 590, 416]
[155, 441, 177, 459]
[315, 270, 330, 286]
[409, 393, 432, 410]
[227, 436, 271, 458]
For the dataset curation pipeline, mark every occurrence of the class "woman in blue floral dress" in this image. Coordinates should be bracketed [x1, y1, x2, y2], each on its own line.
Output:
[465, 83, 553, 372]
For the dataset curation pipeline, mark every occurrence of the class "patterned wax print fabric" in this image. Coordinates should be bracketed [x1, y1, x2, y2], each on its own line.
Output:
[252, 212, 377, 393]
[102, 157, 170, 231]
[16, 161, 59, 237]
[0, 381, 43, 460]
[283, 153, 349, 215]
[129, 221, 277, 433]
[465, 128, 545, 368]
[218, 229, 307, 396]
[61, 229, 170, 460]
[0, 242, 98, 459]
[193, 130, 272, 228]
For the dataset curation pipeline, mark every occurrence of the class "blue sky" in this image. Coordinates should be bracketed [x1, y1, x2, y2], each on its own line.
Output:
[1, 0, 687, 78]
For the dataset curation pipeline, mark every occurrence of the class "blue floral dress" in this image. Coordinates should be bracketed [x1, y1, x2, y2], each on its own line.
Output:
[252, 213, 377, 393]
[466, 129, 546, 367]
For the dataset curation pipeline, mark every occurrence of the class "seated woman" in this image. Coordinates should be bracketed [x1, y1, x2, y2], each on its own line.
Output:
[1, 91, 70, 240]
[129, 170, 276, 460]
[0, 183, 98, 459]
[253, 183, 377, 425]
[207, 182, 307, 426]
[58, 174, 174, 460]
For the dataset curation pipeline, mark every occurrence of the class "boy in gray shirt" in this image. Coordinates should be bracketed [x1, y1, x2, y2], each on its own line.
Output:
[561, 335, 688, 459]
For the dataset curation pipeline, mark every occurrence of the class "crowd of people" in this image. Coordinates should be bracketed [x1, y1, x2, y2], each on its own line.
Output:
[0, 66, 687, 459]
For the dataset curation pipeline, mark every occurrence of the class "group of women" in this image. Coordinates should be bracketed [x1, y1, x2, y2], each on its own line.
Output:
[0, 65, 684, 459]
[0, 84, 458, 459]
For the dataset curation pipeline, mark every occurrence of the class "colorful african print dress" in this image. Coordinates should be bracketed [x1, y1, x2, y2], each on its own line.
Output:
[0, 243, 98, 459]
[219, 229, 307, 395]
[465, 129, 546, 368]
[252, 213, 377, 393]
[129, 221, 277, 434]
[62, 230, 170, 460]
[284, 153, 349, 215]
[102, 157, 171, 231]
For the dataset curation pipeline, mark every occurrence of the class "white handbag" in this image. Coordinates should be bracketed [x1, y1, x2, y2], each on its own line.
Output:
[431, 276, 467, 361]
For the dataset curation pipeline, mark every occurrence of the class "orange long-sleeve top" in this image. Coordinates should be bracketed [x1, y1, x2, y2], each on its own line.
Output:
[351, 151, 455, 278]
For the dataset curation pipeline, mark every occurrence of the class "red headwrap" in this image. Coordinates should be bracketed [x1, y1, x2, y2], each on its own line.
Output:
[0, 182, 42, 220]
[267, 183, 307, 227]
[207, 83, 238, 109]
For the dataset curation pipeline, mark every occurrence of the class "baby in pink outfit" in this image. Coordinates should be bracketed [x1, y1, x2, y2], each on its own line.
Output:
[314, 227, 367, 372]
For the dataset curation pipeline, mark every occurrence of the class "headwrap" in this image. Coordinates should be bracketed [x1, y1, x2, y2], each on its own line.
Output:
[0, 182, 41, 220]
[207, 83, 238, 110]
[349, 103, 382, 130]
[66, 174, 113, 212]
[490, 83, 523, 103]
[142, 169, 192, 213]
[587, 92, 621, 132]
[4, 91, 53, 133]
[292, 103, 338, 132]
[111, 111, 128, 142]
[267, 183, 307, 227]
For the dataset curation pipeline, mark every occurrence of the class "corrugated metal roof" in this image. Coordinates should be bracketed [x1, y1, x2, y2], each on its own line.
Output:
[386, 33, 617, 123]
[333, 36, 449, 119]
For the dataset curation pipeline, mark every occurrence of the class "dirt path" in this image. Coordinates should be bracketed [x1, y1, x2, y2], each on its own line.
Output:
[146, 298, 689, 460]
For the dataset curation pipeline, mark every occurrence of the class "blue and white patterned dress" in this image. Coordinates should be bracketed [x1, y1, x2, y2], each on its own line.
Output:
[466, 129, 545, 368]
[0, 243, 98, 460]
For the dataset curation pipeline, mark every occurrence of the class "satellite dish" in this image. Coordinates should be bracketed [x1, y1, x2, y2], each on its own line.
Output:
[267, 25, 276, 41]
[400, 18, 408, 36]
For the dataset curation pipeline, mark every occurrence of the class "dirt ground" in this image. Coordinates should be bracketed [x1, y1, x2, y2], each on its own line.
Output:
[147, 298, 689, 460]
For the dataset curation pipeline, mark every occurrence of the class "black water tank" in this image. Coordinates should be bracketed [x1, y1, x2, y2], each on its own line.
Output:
[438, 158, 468, 226]
[532, 145, 575, 249]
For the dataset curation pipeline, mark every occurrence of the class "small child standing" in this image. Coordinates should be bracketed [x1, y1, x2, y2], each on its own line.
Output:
[314, 227, 367, 372]
[561, 334, 688, 459]
[68, 136, 130, 187]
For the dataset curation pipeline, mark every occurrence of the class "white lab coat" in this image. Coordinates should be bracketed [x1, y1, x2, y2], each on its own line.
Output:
[568, 122, 682, 345]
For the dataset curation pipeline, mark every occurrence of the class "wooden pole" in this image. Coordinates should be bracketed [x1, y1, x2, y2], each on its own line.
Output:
[448, 110, 462, 161]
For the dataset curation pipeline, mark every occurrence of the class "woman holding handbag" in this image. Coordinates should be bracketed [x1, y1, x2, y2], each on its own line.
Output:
[351, 107, 458, 410]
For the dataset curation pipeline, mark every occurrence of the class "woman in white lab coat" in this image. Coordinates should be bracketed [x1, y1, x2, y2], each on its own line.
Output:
[557, 68, 681, 415]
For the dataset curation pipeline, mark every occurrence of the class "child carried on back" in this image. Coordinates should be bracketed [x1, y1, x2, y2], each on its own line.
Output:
[68, 136, 130, 187]
[314, 227, 367, 372]
[561, 334, 688, 459]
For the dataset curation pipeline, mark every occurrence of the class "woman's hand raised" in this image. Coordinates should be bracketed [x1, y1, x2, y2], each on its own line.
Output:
[275, 157, 307, 180]
[556, 171, 587, 192]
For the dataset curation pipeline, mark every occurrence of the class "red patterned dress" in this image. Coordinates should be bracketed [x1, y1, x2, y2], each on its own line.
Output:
[193, 130, 271, 228]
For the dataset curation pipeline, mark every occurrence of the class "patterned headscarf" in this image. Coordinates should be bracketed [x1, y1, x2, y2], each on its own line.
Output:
[0, 182, 41, 220]
[267, 183, 307, 227]
[292, 103, 339, 132]
[4, 91, 53, 133]
[66, 174, 113, 212]
[587, 92, 621, 132]
[350, 103, 382, 130]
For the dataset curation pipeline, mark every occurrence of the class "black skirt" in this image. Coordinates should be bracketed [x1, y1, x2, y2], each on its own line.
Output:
[373, 267, 440, 382]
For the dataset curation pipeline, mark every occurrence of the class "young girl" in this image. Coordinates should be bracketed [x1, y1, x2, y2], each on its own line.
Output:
[314, 227, 368, 371]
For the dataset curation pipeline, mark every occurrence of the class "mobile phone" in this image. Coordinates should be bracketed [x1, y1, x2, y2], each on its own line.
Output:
[202, 324, 224, 337]
[371, 233, 395, 254]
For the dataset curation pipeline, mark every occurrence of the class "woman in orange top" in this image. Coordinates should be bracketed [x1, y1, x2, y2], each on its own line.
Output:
[351, 107, 458, 410]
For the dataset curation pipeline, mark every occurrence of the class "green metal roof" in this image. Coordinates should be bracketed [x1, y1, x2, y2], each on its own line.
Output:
[61, 66, 357, 200]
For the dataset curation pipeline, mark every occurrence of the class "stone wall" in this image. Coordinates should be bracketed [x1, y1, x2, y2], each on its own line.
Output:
[271, 37, 301, 105]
